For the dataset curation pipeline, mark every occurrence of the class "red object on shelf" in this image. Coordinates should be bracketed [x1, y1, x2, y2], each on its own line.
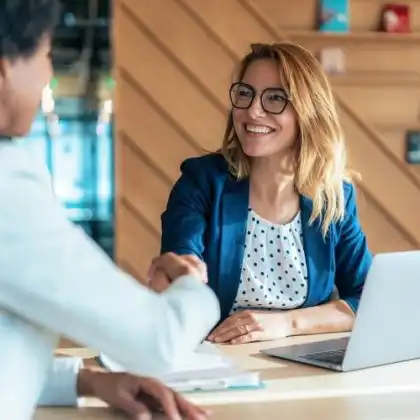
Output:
[381, 4, 410, 33]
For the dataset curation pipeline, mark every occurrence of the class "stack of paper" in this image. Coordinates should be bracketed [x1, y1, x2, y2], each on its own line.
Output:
[99, 341, 262, 393]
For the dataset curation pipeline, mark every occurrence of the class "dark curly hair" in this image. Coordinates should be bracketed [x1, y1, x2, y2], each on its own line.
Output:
[0, 0, 60, 59]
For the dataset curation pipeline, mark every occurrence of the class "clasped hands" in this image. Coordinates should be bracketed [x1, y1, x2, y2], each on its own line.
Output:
[78, 251, 212, 420]
[147, 253, 208, 291]
[148, 253, 292, 344]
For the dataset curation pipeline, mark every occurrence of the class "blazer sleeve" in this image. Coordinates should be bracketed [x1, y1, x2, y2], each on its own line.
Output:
[334, 184, 373, 313]
[161, 159, 210, 258]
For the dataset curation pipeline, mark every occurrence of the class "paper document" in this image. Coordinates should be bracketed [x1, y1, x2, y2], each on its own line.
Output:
[99, 341, 262, 392]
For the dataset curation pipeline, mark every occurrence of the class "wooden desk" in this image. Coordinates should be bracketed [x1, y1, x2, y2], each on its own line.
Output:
[36, 334, 420, 419]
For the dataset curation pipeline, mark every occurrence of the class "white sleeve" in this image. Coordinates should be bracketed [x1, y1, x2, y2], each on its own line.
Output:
[0, 310, 58, 418]
[0, 144, 220, 377]
[37, 358, 82, 406]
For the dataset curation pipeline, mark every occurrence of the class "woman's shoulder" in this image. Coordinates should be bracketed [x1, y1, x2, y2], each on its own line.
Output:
[180, 152, 230, 181]
[342, 181, 359, 207]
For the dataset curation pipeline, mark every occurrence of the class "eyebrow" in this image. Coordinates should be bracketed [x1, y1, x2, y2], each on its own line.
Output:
[240, 82, 285, 90]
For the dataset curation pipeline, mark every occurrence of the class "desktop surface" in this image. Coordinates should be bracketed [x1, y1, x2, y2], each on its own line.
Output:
[35, 333, 420, 419]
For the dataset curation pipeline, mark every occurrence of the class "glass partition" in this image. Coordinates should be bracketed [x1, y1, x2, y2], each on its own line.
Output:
[17, 104, 115, 259]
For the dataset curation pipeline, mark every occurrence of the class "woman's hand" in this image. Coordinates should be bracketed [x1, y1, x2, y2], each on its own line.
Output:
[148, 253, 207, 293]
[207, 309, 292, 344]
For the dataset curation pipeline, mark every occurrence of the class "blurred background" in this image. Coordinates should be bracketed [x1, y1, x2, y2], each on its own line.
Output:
[28, 0, 420, 282]
[21, 0, 114, 258]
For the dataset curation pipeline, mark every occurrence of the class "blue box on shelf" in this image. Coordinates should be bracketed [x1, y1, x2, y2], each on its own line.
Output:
[318, 0, 350, 32]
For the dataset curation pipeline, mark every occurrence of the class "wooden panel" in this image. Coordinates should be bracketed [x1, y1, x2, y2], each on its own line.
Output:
[255, 0, 318, 31]
[123, 0, 235, 107]
[338, 105, 420, 242]
[375, 125, 420, 184]
[114, 0, 420, 279]
[180, 0, 274, 54]
[333, 77, 420, 186]
[116, 200, 160, 281]
[334, 84, 420, 126]
[119, 141, 170, 232]
[357, 190, 415, 252]
[117, 75, 199, 182]
[285, 35, 420, 74]
[115, 2, 224, 152]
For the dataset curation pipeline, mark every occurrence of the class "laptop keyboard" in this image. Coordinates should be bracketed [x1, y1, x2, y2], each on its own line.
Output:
[304, 348, 346, 365]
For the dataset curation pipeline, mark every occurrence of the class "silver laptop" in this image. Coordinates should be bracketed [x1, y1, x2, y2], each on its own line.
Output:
[261, 250, 420, 372]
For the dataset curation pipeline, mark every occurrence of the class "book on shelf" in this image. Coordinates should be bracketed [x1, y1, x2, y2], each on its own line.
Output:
[318, 0, 350, 32]
[319, 47, 346, 75]
[406, 130, 420, 164]
[380, 3, 411, 33]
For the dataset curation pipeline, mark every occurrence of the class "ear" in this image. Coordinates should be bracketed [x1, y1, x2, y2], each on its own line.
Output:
[0, 58, 12, 89]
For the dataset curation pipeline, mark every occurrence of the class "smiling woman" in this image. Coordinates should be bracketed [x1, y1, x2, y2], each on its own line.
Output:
[159, 41, 373, 345]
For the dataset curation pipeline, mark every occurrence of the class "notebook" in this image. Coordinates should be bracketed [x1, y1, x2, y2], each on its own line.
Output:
[99, 341, 263, 393]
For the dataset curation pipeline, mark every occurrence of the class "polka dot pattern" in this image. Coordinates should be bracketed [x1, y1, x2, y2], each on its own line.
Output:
[231, 208, 308, 312]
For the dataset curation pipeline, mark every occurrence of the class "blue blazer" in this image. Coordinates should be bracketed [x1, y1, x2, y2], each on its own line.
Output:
[161, 154, 373, 322]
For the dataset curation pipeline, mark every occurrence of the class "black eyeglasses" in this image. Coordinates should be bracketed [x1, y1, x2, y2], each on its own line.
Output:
[229, 82, 290, 115]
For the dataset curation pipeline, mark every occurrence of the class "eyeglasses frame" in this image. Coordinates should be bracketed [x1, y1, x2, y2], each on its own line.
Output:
[229, 82, 291, 115]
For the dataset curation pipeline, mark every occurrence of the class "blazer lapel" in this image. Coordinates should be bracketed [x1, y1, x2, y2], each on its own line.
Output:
[218, 176, 249, 320]
[300, 195, 332, 307]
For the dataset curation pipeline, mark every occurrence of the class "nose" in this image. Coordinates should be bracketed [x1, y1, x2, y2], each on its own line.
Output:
[247, 95, 266, 119]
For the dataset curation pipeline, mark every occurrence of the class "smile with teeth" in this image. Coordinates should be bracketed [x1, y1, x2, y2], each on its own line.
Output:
[245, 124, 275, 134]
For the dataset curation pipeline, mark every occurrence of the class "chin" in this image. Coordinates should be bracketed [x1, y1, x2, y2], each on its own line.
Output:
[240, 140, 273, 158]
[241, 147, 265, 158]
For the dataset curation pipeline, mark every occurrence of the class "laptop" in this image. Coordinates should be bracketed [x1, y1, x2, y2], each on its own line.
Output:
[261, 250, 420, 372]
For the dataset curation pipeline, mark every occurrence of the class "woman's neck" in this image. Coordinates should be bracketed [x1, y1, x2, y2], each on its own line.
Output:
[250, 155, 296, 202]
[249, 155, 299, 224]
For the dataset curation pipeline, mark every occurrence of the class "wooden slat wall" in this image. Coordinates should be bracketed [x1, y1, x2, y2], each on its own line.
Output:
[114, 0, 420, 280]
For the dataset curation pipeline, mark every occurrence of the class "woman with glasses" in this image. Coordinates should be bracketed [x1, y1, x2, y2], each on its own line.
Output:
[158, 42, 372, 345]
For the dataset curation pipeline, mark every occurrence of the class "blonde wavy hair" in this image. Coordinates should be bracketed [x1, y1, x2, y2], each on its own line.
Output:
[221, 41, 357, 237]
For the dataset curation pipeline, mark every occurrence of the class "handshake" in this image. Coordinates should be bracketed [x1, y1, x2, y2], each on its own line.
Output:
[147, 252, 208, 292]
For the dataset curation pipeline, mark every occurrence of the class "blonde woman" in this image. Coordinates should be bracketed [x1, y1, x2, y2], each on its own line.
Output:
[159, 42, 372, 345]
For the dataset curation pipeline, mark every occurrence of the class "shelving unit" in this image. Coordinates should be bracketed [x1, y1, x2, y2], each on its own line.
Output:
[329, 71, 420, 86]
[282, 30, 420, 43]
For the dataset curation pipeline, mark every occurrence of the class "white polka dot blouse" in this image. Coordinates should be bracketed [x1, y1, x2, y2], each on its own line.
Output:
[232, 208, 308, 313]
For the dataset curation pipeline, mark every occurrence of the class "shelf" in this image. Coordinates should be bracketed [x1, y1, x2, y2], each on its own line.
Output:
[375, 124, 420, 133]
[282, 30, 420, 43]
[330, 71, 420, 86]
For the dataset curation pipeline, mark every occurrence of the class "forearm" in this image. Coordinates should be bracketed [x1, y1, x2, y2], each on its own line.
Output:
[0, 229, 220, 377]
[0, 152, 220, 377]
[287, 300, 355, 336]
[77, 368, 101, 397]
